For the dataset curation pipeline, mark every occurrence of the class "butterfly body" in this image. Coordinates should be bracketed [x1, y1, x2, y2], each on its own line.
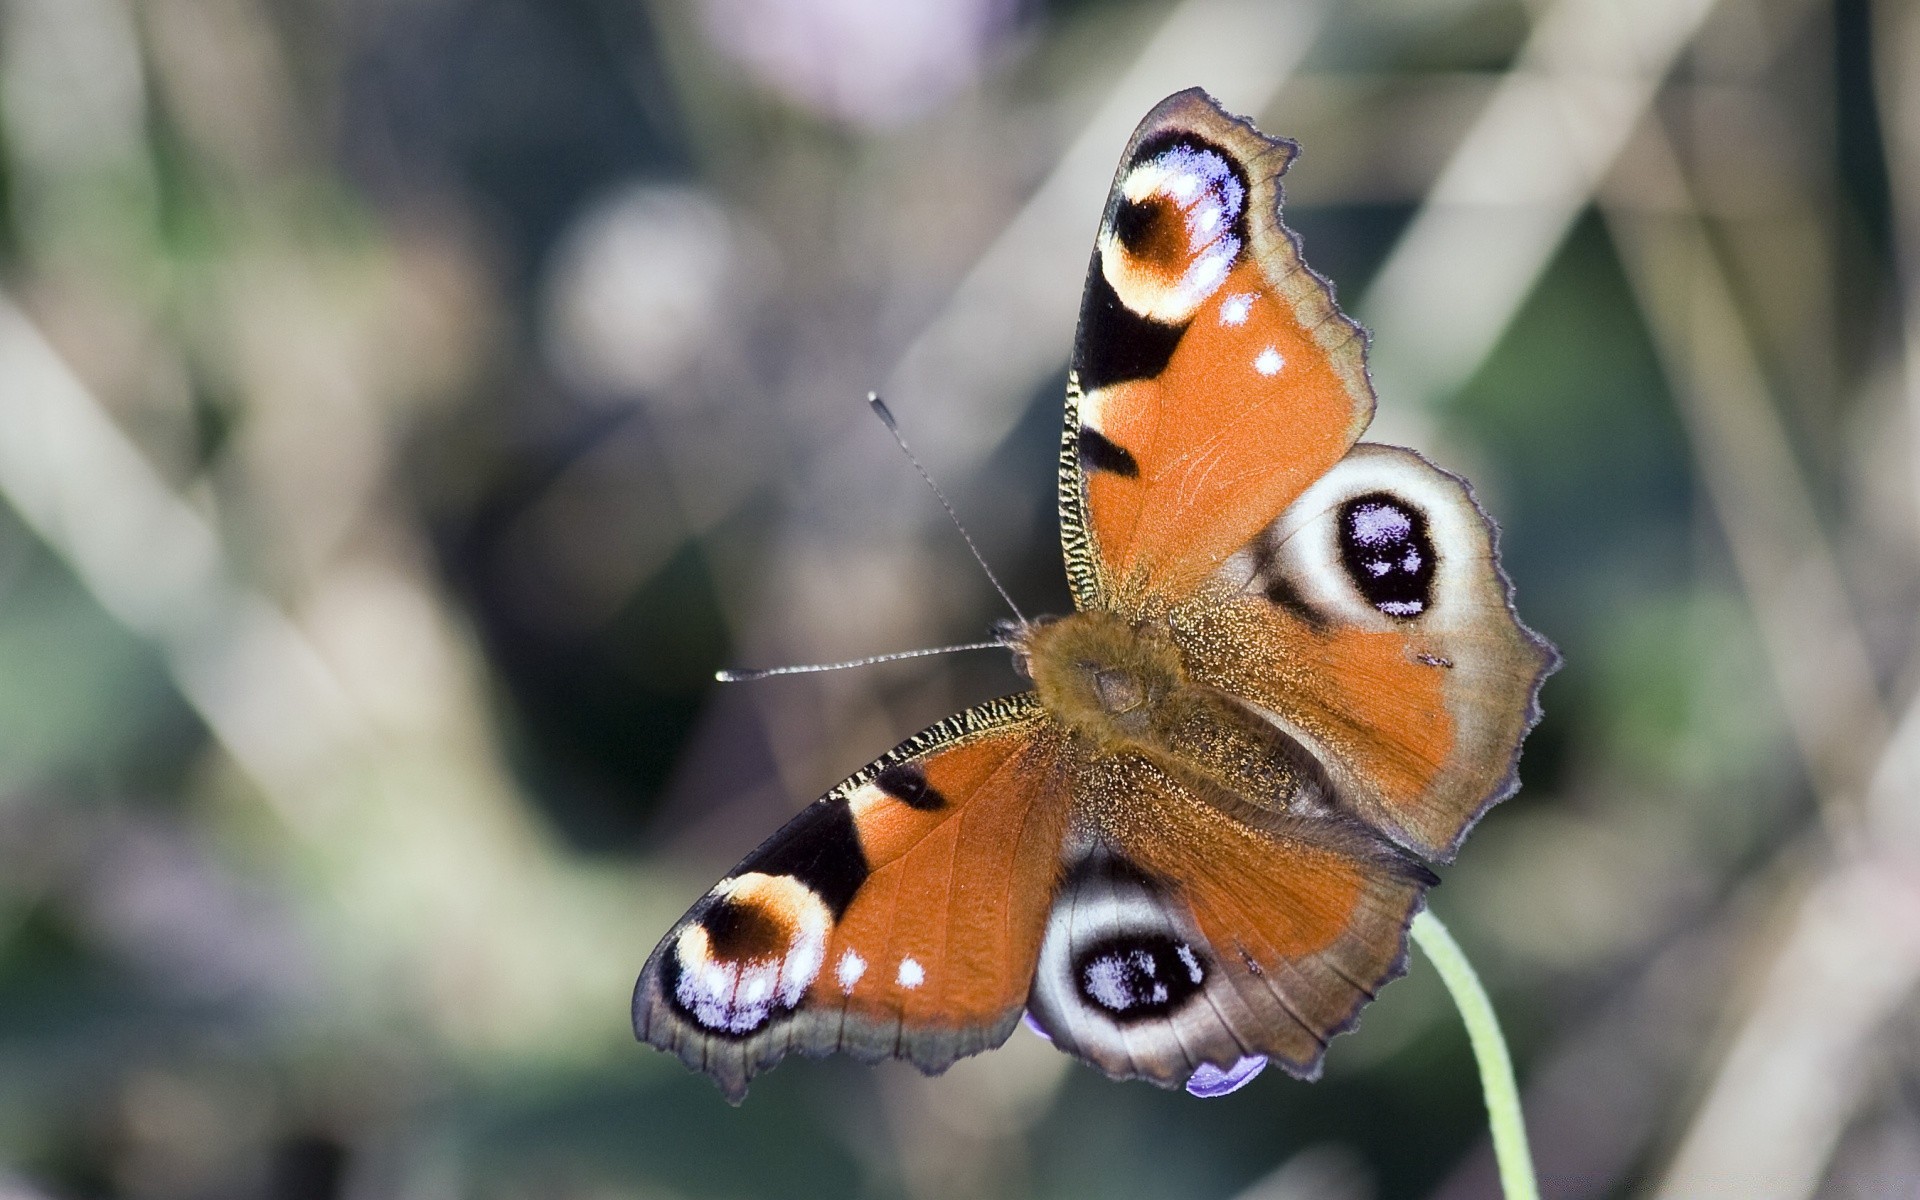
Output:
[1020, 610, 1183, 747]
[1018, 610, 1331, 818]
[635, 89, 1555, 1103]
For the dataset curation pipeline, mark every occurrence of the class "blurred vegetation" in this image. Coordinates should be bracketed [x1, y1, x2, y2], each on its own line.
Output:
[0, 0, 1915, 1197]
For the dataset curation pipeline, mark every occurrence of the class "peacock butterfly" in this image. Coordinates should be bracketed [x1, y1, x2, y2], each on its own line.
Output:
[633, 88, 1555, 1103]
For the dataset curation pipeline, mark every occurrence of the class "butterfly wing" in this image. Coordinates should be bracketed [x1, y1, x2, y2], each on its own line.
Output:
[1061, 88, 1374, 614]
[1028, 752, 1433, 1087]
[634, 694, 1074, 1102]
[1175, 444, 1557, 861]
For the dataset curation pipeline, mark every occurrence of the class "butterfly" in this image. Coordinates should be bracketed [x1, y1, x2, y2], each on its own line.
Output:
[633, 88, 1555, 1103]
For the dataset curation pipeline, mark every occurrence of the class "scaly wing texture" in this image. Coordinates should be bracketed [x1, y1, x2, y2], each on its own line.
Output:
[1060, 88, 1374, 614]
[1176, 444, 1557, 861]
[633, 694, 1073, 1101]
[1028, 751, 1433, 1087]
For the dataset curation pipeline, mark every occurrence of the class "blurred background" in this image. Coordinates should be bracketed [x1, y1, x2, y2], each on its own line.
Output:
[0, 0, 1914, 1196]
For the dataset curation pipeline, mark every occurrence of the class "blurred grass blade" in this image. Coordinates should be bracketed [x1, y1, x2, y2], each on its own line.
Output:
[1604, 125, 1887, 827]
[1358, 0, 1722, 420]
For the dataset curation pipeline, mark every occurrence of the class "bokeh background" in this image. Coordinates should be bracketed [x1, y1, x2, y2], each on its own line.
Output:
[0, 0, 1915, 1196]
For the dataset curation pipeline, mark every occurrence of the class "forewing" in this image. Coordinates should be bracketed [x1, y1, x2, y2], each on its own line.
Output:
[634, 694, 1073, 1101]
[1061, 88, 1373, 614]
[1176, 444, 1558, 861]
[1027, 752, 1432, 1087]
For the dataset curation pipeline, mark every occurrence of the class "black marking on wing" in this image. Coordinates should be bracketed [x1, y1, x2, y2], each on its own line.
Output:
[1262, 571, 1331, 631]
[656, 945, 699, 1027]
[1073, 260, 1187, 391]
[876, 763, 944, 811]
[1242, 530, 1330, 631]
[1112, 194, 1163, 258]
[1079, 426, 1140, 478]
[1337, 493, 1436, 619]
[736, 797, 869, 918]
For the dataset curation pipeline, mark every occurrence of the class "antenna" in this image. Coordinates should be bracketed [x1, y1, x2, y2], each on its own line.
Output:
[867, 393, 1028, 626]
[716, 640, 1004, 683]
[712, 394, 1028, 685]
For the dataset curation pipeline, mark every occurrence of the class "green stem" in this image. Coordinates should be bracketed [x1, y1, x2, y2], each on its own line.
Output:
[1410, 908, 1540, 1200]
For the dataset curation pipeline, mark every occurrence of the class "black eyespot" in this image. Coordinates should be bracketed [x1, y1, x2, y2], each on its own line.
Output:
[876, 763, 944, 811]
[1073, 935, 1206, 1022]
[1337, 493, 1436, 618]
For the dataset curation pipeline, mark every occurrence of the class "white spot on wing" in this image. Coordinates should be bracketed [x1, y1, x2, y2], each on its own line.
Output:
[897, 957, 925, 989]
[1188, 249, 1233, 299]
[1351, 503, 1412, 545]
[674, 925, 779, 1035]
[1082, 947, 1168, 1011]
[1254, 347, 1284, 376]
[1078, 383, 1111, 434]
[845, 781, 890, 819]
[837, 949, 866, 993]
[1219, 293, 1254, 326]
[1176, 942, 1204, 984]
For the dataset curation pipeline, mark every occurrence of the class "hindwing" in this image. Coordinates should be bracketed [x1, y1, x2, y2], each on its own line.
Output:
[1179, 445, 1557, 860]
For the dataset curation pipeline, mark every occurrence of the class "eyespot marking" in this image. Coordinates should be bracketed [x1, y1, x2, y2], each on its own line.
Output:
[1113, 193, 1188, 273]
[1098, 133, 1248, 325]
[1338, 493, 1437, 619]
[1072, 935, 1206, 1023]
[875, 763, 944, 811]
[667, 872, 830, 1036]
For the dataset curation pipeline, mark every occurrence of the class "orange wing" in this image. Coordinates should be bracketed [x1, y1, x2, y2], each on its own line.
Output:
[1027, 752, 1432, 1087]
[1060, 88, 1373, 614]
[1176, 444, 1558, 861]
[633, 694, 1072, 1101]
